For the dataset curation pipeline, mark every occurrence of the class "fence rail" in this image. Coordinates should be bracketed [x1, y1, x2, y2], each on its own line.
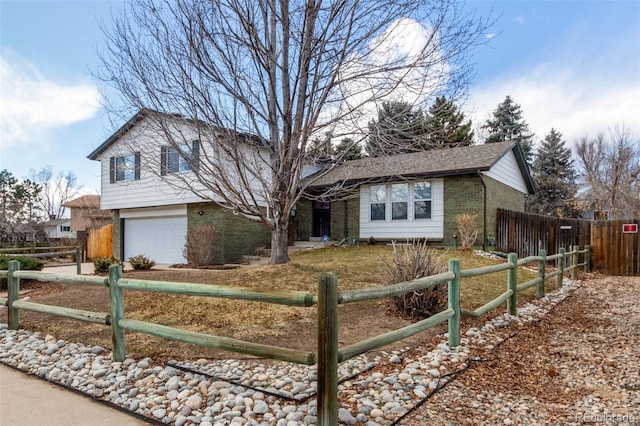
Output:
[2, 245, 591, 425]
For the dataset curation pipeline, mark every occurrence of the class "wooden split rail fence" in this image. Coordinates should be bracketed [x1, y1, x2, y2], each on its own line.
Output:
[0, 246, 83, 275]
[1, 246, 591, 425]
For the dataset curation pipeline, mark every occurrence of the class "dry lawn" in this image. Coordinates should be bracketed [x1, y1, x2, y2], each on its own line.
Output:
[8, 246, 548, 362]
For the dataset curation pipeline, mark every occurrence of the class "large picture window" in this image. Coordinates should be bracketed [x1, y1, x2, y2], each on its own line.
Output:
[368, 181, 433, 222]
[370, 185, 386, 221]
[414, 182, 432, 219]
[161, 140, 200, 175]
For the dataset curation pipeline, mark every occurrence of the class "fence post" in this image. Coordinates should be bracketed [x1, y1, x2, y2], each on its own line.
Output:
[537, 249, 546, 299]
[447, 259, 461, 348]
[571, 245, 579, 281]
[557, 248, 565, 288]
[109, 264, 126, 362]
[7, 260, 20, 330]
[76, 246, 82, 275]
[507, 253, 518, 315]
[317, 273, 338, 426]
[584, 245, 591, 273]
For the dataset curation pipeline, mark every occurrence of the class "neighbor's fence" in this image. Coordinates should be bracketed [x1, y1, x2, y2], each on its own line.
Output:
[86, 224, 113, 260]
[496, 208, 591, 257]
[1, 246, 591, 426]
[0, 246, 83, 274]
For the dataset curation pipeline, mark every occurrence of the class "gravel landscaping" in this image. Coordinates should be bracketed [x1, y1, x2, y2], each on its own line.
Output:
[1, 274, 638, 425]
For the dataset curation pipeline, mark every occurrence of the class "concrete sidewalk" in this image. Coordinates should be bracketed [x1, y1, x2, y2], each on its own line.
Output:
[0, 364, 148, 425]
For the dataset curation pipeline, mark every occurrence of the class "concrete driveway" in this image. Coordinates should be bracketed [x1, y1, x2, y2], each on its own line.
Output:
[0, 364, 148, 425]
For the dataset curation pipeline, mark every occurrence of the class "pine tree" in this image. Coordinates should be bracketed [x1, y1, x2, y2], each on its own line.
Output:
[529, 128, 577, 217]
[482, 96, 534, 164]
[365, 100, 428, 157]
[424, 96, 473, 147]
[333, 138, 364, 161]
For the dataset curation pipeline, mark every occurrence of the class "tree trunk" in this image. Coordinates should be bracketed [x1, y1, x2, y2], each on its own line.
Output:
[270, 216, 290, 264]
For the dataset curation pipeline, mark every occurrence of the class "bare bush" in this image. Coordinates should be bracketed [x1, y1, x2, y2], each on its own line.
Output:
[183, 224, 218, 266]
[456, 213, 479, 251]
[382, 241, 448, 320]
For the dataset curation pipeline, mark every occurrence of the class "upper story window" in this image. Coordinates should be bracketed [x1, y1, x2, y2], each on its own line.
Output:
[60, 225, 71, 232]
[161, 140, 200, 175]
[109, 153, 140, 183]
[370, 185, 386, 221]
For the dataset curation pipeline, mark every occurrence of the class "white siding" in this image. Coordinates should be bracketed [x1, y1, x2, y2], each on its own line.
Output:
[359, 179, 444, 240]
[95, 117, 270, 210]
[483, 150, 529, 194]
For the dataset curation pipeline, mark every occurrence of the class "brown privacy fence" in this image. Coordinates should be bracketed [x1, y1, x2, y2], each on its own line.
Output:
[1, 247, 590, 425]
[591, 219, 640, 276]
[497, 209, 640, 276]
[496, 209, 591, 257]
[86, 224, 113, 259]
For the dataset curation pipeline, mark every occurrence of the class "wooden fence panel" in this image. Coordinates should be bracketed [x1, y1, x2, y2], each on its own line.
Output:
[591, 219, 640, 276]
[86, 224, 113, 259]
[496, 209, 591, 258]
[496, 209, 591, 257]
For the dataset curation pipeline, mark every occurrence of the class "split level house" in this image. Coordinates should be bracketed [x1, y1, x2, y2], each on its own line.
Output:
[89, 109, 535, 264]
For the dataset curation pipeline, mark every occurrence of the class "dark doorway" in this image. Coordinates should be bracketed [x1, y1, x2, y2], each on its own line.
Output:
[312, 201, 331, 238]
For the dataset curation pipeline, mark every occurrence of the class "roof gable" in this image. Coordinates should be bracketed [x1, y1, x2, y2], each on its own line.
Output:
[308, 141, 535, 194]
[88, 109, 265, 160]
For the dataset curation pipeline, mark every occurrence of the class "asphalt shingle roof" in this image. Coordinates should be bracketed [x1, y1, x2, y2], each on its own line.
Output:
[308, 141, 528, 189]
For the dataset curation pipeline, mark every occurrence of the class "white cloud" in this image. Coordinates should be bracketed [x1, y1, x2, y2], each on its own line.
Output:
[467, 62, 640, 148]
[513, 16, 525, 25]
[0, 49, 101, 147]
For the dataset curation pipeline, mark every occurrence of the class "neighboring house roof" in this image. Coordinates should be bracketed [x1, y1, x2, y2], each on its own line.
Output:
[63, 194, 101, 208]
[43, 219, 71, 227]
[307, 141, 535, 194]
[87, 108, 265, 160]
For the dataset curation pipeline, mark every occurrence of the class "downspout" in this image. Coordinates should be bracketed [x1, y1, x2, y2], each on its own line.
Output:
[477, 171, 487, 251]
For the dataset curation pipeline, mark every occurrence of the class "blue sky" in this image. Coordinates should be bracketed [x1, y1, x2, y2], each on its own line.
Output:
[1, 0, 639, 194]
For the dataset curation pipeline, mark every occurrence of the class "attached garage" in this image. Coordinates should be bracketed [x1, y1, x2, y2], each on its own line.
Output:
[121, 206, 187, 264]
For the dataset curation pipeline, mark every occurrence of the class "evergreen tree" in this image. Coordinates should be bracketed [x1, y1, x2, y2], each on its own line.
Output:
[333, 138, 364, 161]
[424, 96, 473, 147]
[529, 129, 577, 217]
[482, 96, 534, 164]
[365, 100, 428, 157]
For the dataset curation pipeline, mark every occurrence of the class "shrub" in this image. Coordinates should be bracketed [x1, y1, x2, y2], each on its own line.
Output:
[128, 254, 156, 271]
[381, 241, 448, 320]
[0, 255, 44, 290]
[183, 224, 218, 266]
[456, 213, 479, 251]
[93, 256, 124, 273]
[0, 255, 45, 271]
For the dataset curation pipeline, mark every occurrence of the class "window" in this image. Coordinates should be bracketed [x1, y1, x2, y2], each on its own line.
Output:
[60, 225, 71, 232]
[109, 153, 140, 183]
[370, 185, 386, 221]
[391, 183, 408, 220]
[414, 182, 432, 219]
[368, 181, 433, 222]
[161, 140, 200, 175]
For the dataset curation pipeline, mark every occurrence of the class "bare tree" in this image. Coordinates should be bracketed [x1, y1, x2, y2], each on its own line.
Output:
[97, 0, 492, 264]
[574, 125, 640, 219]
[29, 166, 81, 220]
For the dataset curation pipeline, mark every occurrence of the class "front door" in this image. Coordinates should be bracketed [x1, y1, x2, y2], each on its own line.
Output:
[312, 201, 331, 238]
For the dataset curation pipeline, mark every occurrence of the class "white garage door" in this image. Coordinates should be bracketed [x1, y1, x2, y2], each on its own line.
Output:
[124, 216, 187, 264]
